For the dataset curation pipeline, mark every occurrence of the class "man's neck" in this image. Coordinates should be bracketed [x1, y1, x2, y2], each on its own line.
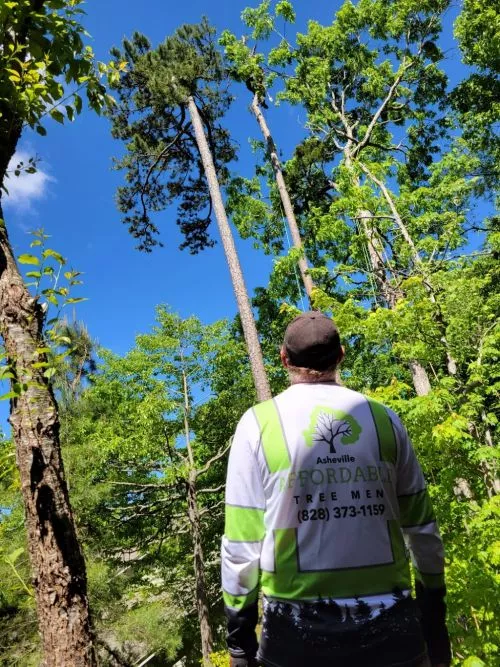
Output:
[289, 376, 338, 385]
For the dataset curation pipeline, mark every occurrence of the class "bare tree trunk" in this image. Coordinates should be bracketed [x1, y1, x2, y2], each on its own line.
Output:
[187, 96, 271, 402]
[0, 203, 95, 667]
[327, 57, 438, 395]
[360, 163, 458, 378]
[408, 360, 432, 396]
[482, 411, 494, 449]
[339, 159, 432, 396]
[357, 210, 394, 305]
[250, 94, 314, 302]
[181, 370, 214, 664]
[357, 209, 432, 396]
[453, 478, 474, 499]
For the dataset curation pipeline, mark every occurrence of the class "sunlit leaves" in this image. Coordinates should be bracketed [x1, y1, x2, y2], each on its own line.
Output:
[1, 230, 88, 403]
[0, 0, 118, 143]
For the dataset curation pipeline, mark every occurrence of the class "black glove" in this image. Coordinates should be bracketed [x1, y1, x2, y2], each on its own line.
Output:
[225, 601, 259, 661]
[415, 582, 452, 666]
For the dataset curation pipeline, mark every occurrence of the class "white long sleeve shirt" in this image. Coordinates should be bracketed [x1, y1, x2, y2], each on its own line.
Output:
[222, 384, 445, 640]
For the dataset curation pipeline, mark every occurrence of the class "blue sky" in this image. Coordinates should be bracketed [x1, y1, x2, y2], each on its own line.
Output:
[1, 0, 467, 432]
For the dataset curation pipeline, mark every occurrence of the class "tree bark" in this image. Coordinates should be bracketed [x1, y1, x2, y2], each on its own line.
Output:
[1, 5, 95, 659]
[357, 210, 396, 306]
[408, 360, 432, 396]
[181, 369, 214, 664]
[250, 94, 315, 302]
[187, 96, 271, 401]
[0, 204, 95, 666]
[186, 476, 214, 664]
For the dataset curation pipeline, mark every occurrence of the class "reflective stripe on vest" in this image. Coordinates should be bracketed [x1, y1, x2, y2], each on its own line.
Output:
[253, 399, 291, 473]
[366, 397, 397, 465]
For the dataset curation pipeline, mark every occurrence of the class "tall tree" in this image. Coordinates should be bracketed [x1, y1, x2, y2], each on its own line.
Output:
[109, 22, 271, 401]
[0, 2, 113, 664]
[220, 20, 315, 301]
[452, 0, 500, 195]
[236, 0, 470, 396]
[135, 310, 225, 662]
[60, 309, 253, 663]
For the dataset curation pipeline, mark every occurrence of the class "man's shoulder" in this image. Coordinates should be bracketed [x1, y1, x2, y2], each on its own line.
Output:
[363, 394, 407, 442]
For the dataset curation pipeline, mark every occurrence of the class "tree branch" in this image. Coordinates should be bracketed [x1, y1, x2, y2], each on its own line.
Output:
[359, 161, 422, 266]
[195, 439, 232, 478]
[138, 127, 185, 219]
[199, 499, 224, 517]
[197, 484, 225, 495]
[106, 481, 180, 490]
[353, 59, 414, 157]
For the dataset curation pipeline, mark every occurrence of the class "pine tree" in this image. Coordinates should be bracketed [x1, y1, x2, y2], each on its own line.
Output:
[109, 22, 271, 401]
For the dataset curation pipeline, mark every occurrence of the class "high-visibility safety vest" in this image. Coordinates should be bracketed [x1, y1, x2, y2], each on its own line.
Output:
[222, 383, 445, 618]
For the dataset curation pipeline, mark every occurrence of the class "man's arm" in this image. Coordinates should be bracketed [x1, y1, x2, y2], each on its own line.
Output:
[222, 411, 266, 665]
[394, 416, 452, 667]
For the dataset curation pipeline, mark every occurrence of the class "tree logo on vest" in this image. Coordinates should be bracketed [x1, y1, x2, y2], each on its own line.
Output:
[303, 406, 362, 453]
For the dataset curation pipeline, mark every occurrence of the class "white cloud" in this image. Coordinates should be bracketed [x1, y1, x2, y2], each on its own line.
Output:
[3, 150, 54, 211]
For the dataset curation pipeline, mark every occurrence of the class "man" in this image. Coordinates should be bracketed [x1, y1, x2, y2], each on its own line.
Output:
[221, 312, 451, 667]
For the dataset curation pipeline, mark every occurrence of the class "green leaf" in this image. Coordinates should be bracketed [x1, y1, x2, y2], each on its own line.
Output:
[65, 297, 88, 304]
[45, 294, 58, 306]
[0, 391, 20, 401]
[0, 368, 15, 380]
[6, 547, 24, 564]
[18, 254, 40, 265]
[463, 658, 486, 667]
[43, 367, 57, 379]
[49, 109, 65, 124]
[42, 249, 66, 264]
[25, 271, 41, 278]
[56, 336, 71, 345]
[73, 93, 82, 114]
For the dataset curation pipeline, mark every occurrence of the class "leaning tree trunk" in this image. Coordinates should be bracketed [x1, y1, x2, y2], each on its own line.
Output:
[0, 203, 95, 666]
[188, 96, 271, 402]
[250, 94, 315, 302]
[359, 163, 458, 378]
[356, 208, 432, 396]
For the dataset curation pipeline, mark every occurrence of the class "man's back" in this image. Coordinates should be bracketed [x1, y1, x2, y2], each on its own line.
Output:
[223, 384, 446, 667]
[222, 311, 450, 667]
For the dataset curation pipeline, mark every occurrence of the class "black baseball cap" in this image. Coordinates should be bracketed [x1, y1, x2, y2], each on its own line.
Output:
[283, 311, 341, 371]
